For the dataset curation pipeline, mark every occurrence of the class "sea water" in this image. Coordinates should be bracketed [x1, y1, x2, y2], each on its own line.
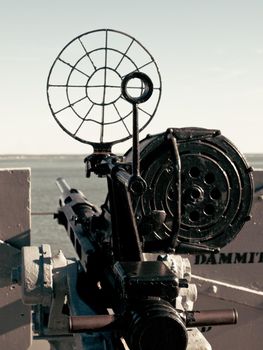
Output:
[0, 154, 262, 257]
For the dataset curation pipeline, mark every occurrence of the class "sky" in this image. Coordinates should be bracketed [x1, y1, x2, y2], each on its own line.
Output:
[0, 0, 263, 154]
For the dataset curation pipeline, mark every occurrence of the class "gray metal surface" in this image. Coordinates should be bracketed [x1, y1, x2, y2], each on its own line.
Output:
[0, 169, 31, 350]
[0, 168, 31, 247]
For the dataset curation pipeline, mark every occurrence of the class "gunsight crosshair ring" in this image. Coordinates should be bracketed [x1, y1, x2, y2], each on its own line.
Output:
[47, 29, 162, 151]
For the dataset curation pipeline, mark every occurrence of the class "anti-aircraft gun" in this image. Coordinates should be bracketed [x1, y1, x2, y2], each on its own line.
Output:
[1, 29, 256, 350]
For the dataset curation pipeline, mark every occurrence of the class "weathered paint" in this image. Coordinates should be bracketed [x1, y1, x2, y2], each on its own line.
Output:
[0, 169, 31, 350]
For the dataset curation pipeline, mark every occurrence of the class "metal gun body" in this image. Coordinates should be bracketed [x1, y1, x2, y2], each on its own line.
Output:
[51, 175, 238, 350]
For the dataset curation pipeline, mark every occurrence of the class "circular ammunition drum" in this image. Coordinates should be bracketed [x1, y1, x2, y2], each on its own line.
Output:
[125, 127, 254, 252]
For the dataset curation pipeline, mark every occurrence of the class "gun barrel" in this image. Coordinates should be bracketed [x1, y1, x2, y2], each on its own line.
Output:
[56, 177, 71, 193]
[186, 309, 238, 327]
